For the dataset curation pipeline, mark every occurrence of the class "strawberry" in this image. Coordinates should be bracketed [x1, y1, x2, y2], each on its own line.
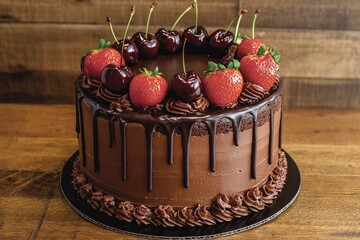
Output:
[83, 39, 124, 80]
[240, 45, 280, 92]
[129, 67, 168, 107]
[236, 9, 266, 60]
[203, 59, 243, 107]
[236, 37, 266, 59]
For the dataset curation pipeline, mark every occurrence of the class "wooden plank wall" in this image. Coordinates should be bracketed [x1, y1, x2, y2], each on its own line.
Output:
[0, 0, 359, 108]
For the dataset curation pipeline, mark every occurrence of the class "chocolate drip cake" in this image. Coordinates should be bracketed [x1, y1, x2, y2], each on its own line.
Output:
[72, 3, 286, 227]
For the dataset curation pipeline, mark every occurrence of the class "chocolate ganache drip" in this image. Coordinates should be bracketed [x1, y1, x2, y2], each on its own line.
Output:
[97, 84, 122, 103]
[166, 96, 209, 115]
[75, 74, 284, 192]
[239, 82, 266, 104]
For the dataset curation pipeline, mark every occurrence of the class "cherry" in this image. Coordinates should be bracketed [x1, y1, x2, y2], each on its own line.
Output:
[155, 3, 194, 53]
[112, 39, 139, 66]
[182, 0, 208, 54]
[131, 2, 159, 59]
[101, 64, 133, 94]
[208, 12, 239, 58]
[170, 39, 203, 102]
[108, 7, 139, 66]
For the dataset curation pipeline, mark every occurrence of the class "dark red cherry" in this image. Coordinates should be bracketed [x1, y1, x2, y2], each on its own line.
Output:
[101, 64, 133, 93]
[171, 71, 203, 103]
[209, 29, 234, 58]
[131, 32, 159, 59]
[182, 25, 208, 53]
[219, 54, 233, 67]
[155, 28, 182, 54]
[112, 39, 139, 66]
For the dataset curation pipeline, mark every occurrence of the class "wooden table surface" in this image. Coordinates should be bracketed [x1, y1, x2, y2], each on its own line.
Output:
[0, 104, 359, 240]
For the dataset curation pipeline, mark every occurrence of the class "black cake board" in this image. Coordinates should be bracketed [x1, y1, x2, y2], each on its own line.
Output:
[60, 150, 301, 239]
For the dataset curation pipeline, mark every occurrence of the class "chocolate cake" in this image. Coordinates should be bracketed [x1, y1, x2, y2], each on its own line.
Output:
[72, 3, 287, 227]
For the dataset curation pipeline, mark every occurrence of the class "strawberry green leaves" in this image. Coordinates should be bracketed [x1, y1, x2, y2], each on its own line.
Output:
[205, 59, 240, 75]
[139, 66, 163, 77]
[268, 46, 280, 70]
[83, 39, 112, 57]
[257, 45, 266, 56]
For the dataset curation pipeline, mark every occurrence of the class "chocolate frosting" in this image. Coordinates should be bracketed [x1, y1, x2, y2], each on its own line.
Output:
[229, 194, 250, 217]
[194, 204, 216, 225]
[116, 201, 135, 222]
[82, 77, 101, 94]
[133, 205, 155, 225]
[71, 149, 288, 227]
[109, 94, 134, 112]
[97, 84, 122, 103]
[165, 96, 209, 115]
[210, 194, 233, 222]
[243, 187, 265, 212]
[270, 74, 281, 91]
[239, 82, 266, 105]
[154, 205, 180, 227]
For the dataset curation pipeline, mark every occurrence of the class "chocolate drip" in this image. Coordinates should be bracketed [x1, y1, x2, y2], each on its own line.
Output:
[78, 96, 86, 167]
[120, 120, 127, 181]
[279, 101, 284, 148]
[180, 123, 194, 188]
[164, 125, 175, 165]
[268, 101, 275, 164]
[231, 116, 243, 147]
[75, 89, 80, 134]
[75, 75, 284, 192]
[204, 120, 217, 172]
[250, 110, 258, 179]
[91, 108, 101, 172]
[145, 125, 156, 191]
[107, 115, 115, 148]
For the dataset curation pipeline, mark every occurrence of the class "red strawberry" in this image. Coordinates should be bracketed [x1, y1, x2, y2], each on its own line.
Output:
[83, 39, 124, 80]
[129, 67, 168, 107]
[203, 60, 243, 107]
[240, 46, 279, 92]
[236, 9, 266, 60]
[236, 38, 266, 59]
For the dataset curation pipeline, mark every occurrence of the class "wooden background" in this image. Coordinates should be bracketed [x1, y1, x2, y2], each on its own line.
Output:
[0, 0, 359, 107]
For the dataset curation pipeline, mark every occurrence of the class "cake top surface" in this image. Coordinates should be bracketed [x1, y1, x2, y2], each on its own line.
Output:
[79, 2, 281, 116]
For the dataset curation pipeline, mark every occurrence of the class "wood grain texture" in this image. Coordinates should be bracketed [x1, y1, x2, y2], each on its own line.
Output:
[1, 24, 360, 79]
[0, 104, 359, 239]
[0, 0, 239, 27]
[1, 0, 359, 31]
[1, 23, 360, 107]
[240, 0, 360, 30]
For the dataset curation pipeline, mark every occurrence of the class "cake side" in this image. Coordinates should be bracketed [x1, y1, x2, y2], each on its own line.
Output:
[74, 75, 284, 208]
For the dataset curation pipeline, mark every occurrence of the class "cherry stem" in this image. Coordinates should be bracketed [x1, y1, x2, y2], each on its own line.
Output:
[182, 38, 187, 75]
[171, 4, 194, 31]
[107, 17, 119, 45]
[194, 0, 198, 34]
[234, 10, 247, 43]
[121, 5, 136, 65]
[252, 9, 260, 39]
[225, 13, 238, 34]
[145, 2, 157, 38]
